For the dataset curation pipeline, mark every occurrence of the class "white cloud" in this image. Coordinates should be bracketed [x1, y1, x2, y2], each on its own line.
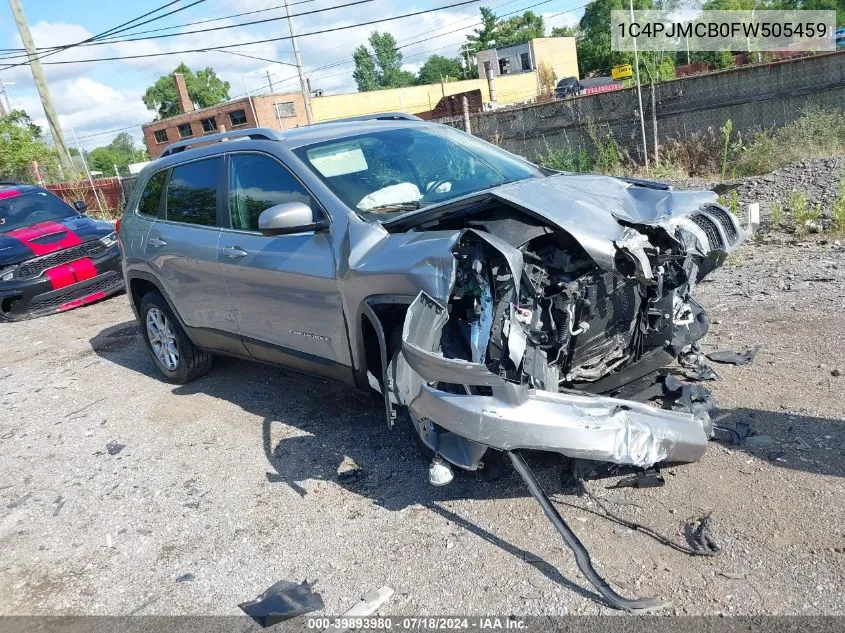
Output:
[13, 77, 149, 149]
[543, 11, 581, 33]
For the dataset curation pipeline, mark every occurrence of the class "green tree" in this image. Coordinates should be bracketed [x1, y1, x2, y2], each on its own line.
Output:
[352, 31, 417, 91]
[418, 55, 464, 84]
[466, 7, 500, 54]
[352, 45, 378, 92]
[87, 132, 148, 176]
[142, 63, 230, 119]
[0, 110, 57, 182]
[577, 0, 653, 76]
[496, 10, 546, 46]
[551, 25, 580, 37]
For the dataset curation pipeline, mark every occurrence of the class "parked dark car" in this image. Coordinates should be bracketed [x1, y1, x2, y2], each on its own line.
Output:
[554, 76, 582, 99]
[0, 184, 123, 320]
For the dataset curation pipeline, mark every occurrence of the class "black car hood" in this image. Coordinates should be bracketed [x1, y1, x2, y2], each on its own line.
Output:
[0, 215, 113, 267]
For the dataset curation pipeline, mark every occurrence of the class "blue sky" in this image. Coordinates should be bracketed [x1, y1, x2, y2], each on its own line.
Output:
[0, 0, 581, 150]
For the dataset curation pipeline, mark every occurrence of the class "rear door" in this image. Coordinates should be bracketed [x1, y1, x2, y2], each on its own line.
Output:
[145, 156, 241, 343]
[217, 151, 352, 380]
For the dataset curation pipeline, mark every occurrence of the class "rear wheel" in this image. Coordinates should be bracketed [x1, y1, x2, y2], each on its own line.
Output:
[139, 292, 212, 383]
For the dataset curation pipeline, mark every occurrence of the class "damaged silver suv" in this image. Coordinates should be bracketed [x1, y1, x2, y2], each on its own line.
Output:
[121, 118, 744, 480]
[122, 118, 745, 609]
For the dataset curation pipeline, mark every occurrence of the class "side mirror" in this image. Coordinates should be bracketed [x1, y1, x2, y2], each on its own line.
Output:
[258, 202, 328, 236]
[73, 200, 88, 212]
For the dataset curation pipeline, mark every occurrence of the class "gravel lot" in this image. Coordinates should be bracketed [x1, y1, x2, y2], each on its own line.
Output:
[1, 236, 844, 618]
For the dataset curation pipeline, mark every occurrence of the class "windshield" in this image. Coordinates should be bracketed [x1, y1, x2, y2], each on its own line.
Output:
[0, 190, 77, 233]
[294, 125, 542, 219]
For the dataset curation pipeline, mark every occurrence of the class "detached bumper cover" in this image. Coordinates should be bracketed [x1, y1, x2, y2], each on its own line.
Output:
[399, 292, 710, 469]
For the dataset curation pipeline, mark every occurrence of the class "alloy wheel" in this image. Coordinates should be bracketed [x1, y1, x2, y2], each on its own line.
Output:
[146, 307, 179, 371]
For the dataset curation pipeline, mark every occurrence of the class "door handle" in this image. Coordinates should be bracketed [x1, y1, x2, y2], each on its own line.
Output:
[220, 246, 248, 258]
[148, 236, 167, 248]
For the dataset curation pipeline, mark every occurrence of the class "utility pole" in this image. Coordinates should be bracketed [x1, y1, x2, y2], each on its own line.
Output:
[629, 0, 649, 171]
[266, 70, 274, 93]
[70, 125, 104, 214]
[283, 0, 313, 124]
[8, 0, 74, 176]
[241, 73, 259, 124]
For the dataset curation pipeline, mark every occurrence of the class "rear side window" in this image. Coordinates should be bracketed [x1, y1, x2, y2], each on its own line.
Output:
[137, 171, 166, 218]
[228, 153, 311, 231]
[166, 158, 220, 227]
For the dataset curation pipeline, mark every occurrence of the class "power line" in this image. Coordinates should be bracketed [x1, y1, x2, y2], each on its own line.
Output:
[77, 0, 591, 143]
[9, 0, 488, 67]
[0, 0, 317, 58]
[254, 0, 582, 96]
[92, 0, 317, 43]
[0, 0, 210, 65]
[22, 0, 379, 51]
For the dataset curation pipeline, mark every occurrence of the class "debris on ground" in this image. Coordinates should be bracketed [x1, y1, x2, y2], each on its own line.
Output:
[106, 442, 125, 456]
[175, 573, 196, 583]
[336, 456, 364, 484]
[239, 579, 324, 627]
[6, 492, 32, 509]
[609, 470, 665, 489]
[743, 435, 776, 449]
[707, 346, 760, 366]
[324, 586, 394, 632]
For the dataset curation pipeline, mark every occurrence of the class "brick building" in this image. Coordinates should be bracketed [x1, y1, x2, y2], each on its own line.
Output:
[142, 73, 307, 158]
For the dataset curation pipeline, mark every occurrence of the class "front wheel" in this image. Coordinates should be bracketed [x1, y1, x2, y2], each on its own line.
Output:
[139, 292, 212, 383]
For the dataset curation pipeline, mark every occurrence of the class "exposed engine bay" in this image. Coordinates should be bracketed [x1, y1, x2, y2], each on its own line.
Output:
[384, 174, 747, 473]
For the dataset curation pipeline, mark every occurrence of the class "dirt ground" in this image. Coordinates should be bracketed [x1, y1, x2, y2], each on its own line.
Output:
[1, 237, 844, 618]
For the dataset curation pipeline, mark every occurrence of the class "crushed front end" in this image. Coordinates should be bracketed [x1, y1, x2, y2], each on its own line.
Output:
[387, 175, 747, 472]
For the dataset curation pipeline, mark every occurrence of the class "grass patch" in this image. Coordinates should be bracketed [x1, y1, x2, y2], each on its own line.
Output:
[788, 189, 822, 235]
[832, 177, 845, 235]
[586, 119, 621, 174]
[537, 119, 620, 174]
[735, 106, 845, 176]
[770, 200, 784, 230]
[537, 139, 589, 172]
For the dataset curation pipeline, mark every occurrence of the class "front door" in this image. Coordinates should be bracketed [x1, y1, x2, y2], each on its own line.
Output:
[217, 151, 351, 381]
[146, 156, 241, 343]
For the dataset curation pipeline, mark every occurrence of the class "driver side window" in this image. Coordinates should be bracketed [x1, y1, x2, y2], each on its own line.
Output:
[228, 153, 312, 231]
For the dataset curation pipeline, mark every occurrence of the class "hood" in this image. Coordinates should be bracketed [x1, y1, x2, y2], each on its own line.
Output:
[489, 174, 719, 270]
[0, 215, 113, 267]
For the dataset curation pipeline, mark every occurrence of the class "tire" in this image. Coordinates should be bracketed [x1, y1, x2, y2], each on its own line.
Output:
[139, 291, 212, 383]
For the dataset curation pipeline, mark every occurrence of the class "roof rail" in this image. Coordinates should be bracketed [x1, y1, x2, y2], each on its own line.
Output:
[160, 127, 285, 157]
[316, 112, 423, 125]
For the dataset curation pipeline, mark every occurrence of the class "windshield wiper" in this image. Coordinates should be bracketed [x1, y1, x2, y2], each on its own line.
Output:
[364, 200, 424, 213]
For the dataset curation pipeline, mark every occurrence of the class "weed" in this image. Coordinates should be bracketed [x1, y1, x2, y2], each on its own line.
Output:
[651, 160, 688, 180]
[729, 189, 740, 216]
[769, 200, 784, 230]
[788, 189, 820, 235]
[720, 119, 733, 180]
[831, 177, 845, 235]
[735, 106, 845, 176]
[537, 139, 589, 172]
[586, 119, 621, 174]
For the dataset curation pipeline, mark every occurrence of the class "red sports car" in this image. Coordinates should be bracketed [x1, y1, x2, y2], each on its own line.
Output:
[0, 183, 123, 320]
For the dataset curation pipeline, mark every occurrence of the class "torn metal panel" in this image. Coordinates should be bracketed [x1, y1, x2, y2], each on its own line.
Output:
[490, 174, 745, 270]
[409, 382, 709, 467]
[400, 291, 709, 469]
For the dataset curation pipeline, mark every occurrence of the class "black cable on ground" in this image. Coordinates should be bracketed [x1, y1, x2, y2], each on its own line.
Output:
[573, 478, 721, 557]
[507, 451, 668, 613]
